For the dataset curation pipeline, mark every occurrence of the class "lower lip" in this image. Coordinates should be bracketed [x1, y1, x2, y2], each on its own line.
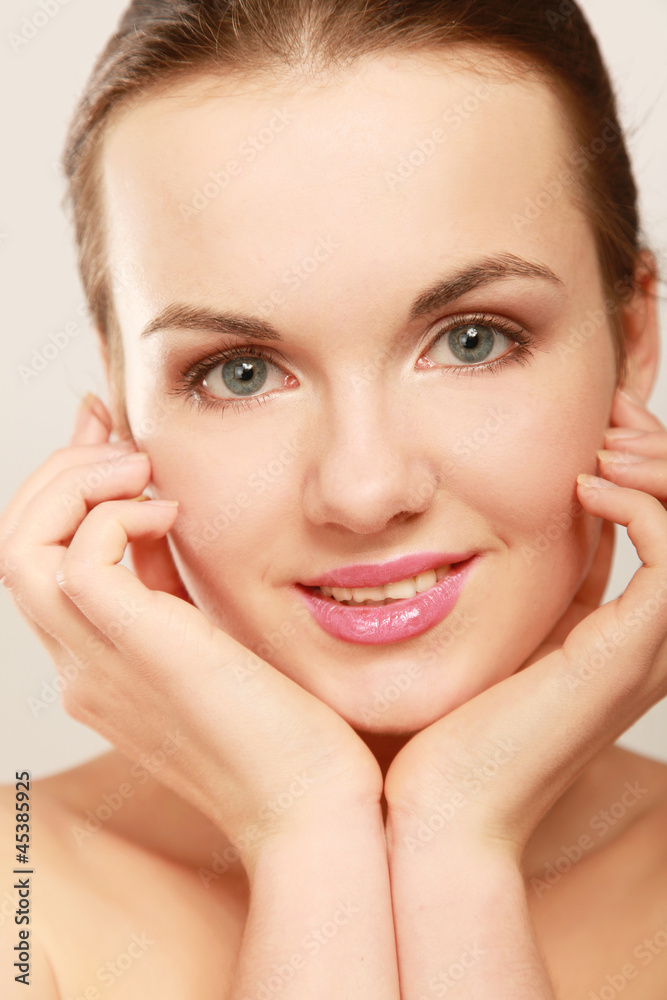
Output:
[294, 556, 479, 645]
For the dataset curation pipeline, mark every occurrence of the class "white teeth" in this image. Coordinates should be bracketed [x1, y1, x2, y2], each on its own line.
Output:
[318, 565, 451, 605]
[416, 570, 438, 592]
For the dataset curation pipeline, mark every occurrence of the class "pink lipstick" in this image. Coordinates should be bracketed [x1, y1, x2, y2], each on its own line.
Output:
[295, 554, 478, 645]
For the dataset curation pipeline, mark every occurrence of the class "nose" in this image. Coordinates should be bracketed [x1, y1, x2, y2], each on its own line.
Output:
[301, 384, 440, 534]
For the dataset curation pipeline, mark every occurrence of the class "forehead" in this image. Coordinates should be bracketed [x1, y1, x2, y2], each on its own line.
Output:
[100, 49, 590, 327]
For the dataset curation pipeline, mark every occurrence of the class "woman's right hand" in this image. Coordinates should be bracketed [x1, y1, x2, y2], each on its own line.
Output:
[0, 393, 382, 873]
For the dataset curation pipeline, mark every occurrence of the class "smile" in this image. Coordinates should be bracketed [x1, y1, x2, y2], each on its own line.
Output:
[294, 556, 478, 645]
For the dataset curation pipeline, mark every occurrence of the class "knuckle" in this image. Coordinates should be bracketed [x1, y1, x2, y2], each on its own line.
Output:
[51, 445, 74, 464]
[645, 492, 667, 514]
[0, 536, 23, 585]
[55, 462, 116, 505]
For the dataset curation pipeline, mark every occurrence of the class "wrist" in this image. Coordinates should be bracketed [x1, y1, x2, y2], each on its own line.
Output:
[241, 796, 386, 882]
[386, 825, 556, 998]
[385, 800, 524, 875]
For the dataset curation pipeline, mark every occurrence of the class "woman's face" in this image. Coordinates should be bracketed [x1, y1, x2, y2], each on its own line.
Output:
[101, 50, 619, 733]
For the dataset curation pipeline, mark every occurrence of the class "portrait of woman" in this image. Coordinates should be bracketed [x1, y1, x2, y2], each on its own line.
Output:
[1, 1, 667, 997]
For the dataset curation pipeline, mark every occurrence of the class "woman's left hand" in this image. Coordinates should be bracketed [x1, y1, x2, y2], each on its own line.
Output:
[384, 385, 667, 859]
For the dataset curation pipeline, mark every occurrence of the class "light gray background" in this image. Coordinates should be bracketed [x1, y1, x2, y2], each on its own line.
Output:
[1, 0, 666, 781]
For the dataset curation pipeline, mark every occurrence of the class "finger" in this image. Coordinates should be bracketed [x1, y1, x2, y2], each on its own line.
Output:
[1, 455, 152, 655]
[610, 389, 666, 434]
[0, 441, 137, 543]
[69, 392, 113, 447]
[55, 498, 188, 658]
[4, 554, 71, 662]
[574, 475, 667, 651]
[396, 476, 667, 851]
[596, 453, 667, 503]
[603, 427, 667, 460]
[11, 453, 151, 549]
[5, 541, 114, 670]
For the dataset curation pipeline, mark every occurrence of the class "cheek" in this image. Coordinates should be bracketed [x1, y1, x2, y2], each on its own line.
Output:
[141, 419, 298, 628]
[468, 343, 612, 526]
[472, 371, 610, 602]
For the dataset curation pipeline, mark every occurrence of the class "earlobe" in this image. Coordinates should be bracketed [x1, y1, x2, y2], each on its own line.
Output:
[617, 250, 661, 405]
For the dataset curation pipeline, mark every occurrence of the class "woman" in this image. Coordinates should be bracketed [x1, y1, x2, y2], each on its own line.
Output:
[1, 0, 667, 996]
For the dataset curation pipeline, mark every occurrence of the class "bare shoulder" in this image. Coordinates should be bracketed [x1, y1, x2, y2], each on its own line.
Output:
[0, 761, 248, 1000]
[527, 744, 667, 999]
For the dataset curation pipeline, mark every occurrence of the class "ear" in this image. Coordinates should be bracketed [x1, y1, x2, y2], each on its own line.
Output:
[617, 251, 661, 404]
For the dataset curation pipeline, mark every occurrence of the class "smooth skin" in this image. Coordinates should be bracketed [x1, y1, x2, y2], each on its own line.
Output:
[2, 49, 667, 998]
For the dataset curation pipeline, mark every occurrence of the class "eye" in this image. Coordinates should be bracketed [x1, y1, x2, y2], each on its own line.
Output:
[173, 343, 292, 413]
[204, 354, 272, 397]
[423, 313, 535, 375]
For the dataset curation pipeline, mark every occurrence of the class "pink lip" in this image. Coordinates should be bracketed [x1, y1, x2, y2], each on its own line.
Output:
[300, 551, 475, 589]
[295, 555, 479, 645]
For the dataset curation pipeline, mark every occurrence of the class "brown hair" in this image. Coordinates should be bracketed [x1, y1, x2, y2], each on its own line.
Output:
[60, 0, 651, 422]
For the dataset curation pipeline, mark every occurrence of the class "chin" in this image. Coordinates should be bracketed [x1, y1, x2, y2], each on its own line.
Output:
[322, 688, 457, 736]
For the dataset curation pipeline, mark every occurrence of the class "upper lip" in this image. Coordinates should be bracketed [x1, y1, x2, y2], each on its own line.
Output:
[299, 551, 475, 589]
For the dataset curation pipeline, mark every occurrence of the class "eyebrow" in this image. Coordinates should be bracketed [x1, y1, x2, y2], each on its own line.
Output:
[139, 252, 563, 342]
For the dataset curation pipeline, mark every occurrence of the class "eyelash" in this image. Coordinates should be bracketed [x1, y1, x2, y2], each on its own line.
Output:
[171, 312, 536, 415]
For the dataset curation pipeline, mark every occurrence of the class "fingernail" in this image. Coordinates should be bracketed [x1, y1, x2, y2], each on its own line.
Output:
[597, 449, 644, 464]
[605, 428, 645, 440]
[577, 473, 617, 490]
[618, 387, 644, 407]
